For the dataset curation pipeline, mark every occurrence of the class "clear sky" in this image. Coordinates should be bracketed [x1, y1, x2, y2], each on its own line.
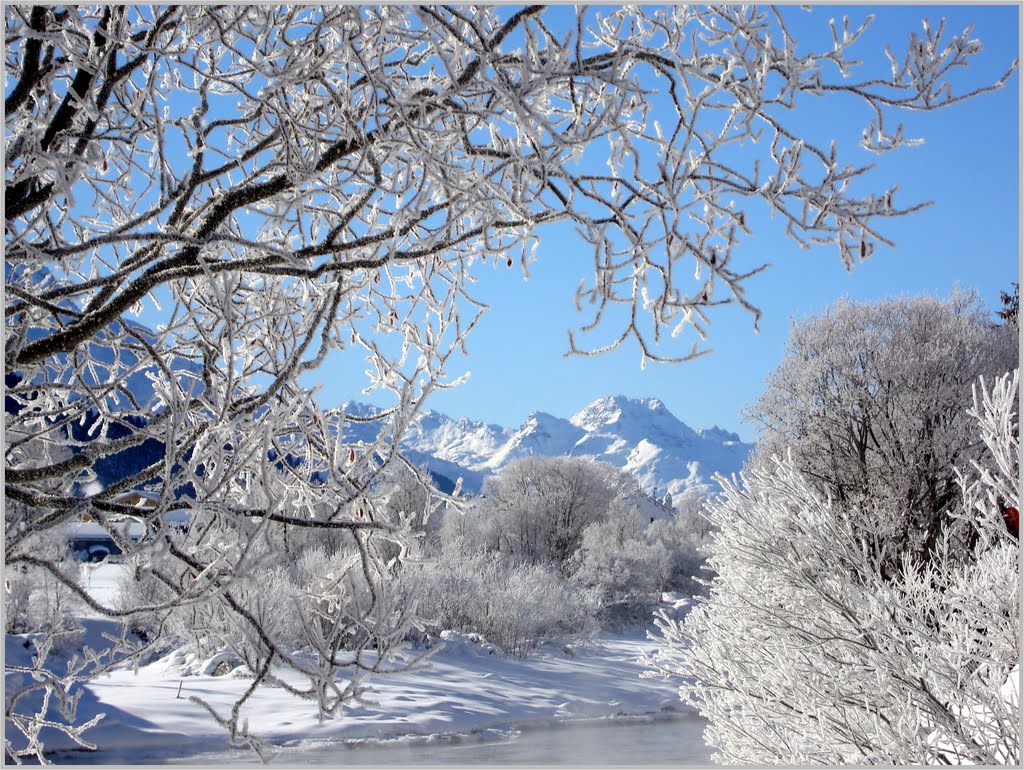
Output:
[305, 4, 1020, 442]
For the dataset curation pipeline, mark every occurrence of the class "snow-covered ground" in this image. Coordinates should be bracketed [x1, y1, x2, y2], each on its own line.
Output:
[12, 562, 709, 765]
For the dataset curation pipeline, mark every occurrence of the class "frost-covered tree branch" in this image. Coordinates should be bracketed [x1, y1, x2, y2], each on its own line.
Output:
[3, 4, 1015, 761]
[6, 6, 1016, 368]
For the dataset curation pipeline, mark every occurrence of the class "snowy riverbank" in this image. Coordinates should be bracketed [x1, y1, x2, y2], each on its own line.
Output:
[10, 562, 710, 765]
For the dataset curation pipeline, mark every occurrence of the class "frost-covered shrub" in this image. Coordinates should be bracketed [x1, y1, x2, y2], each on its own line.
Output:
[571, 512, 710, 604]
[5, 534, 81, 637]
[671, 486, 716, 539]
[643, 519, 710, 596]
[407, 552, 494, 633]
[115, 557, 177, 643]
[116, 530, 392, 665]
[233, 566, 301, 653]
[571, 517, 664, 599]
[484, 563, 599, 657]
[429, 502, 493, 560]
[405, 549, 598, 657]
[647, 370, 1020, 765]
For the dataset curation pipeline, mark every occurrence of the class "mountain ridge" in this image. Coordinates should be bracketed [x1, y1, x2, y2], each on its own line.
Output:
[342, 394, 752, 502]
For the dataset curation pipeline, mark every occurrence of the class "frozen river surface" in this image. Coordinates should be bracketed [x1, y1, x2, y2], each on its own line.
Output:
[170, 713, 712, 766]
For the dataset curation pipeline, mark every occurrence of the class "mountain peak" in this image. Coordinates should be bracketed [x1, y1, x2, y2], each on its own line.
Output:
[571, 394, 661, 427]
[570, 395, 695, 443]
[485, 411, 584, 469]
[697, 425, 742, 444]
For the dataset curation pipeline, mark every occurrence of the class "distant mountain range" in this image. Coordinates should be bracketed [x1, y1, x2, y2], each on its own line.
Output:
[344, 395, 753, 502]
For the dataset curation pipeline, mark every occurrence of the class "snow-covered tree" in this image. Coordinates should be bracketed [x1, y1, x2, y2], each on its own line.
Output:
[570, 511, 710, 603]
[473, 456, 638, 570]
[744, 291, 1018, 567]
[646, 370, 1020, 765]
[4, 4, 1014, 760]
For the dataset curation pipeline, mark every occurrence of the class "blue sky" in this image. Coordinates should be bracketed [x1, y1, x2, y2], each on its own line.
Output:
[305, 4, 1020, 442]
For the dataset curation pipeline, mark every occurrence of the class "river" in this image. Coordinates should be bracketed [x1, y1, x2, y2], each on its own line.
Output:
[164, 713, 712, 766]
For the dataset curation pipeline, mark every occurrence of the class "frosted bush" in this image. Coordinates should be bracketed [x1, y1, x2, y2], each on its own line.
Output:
[571, 518, 665, 599]
[117, 534, 386, 664]
[407, 552, 494, 634]
[115, 556, 177, 643]
[671, 487, 716, 539]
[647, 370, 1020, 764]
[644, 519, 711, 597]
[5, 533, 81, 638]
[484, 563, 599, 657]
[406, 551, 598, 657]
[571, 513, 710, 604]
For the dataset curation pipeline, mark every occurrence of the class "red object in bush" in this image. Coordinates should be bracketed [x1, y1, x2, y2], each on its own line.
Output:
[1002, 505, 1019, 539]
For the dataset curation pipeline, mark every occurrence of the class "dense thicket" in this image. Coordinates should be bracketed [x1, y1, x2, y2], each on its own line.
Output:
[405, 457, 712, 654]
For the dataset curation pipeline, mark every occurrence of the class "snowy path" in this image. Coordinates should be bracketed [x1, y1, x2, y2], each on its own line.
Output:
[36, 563, 709, 764]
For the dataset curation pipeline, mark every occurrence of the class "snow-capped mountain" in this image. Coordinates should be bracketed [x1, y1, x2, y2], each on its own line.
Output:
[485, 412, 585, 469]
[405, 411, 511, 469]
[343, 395, 752, 502]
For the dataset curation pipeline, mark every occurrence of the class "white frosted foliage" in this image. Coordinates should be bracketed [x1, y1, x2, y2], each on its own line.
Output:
[646, 370, 1020, 765]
